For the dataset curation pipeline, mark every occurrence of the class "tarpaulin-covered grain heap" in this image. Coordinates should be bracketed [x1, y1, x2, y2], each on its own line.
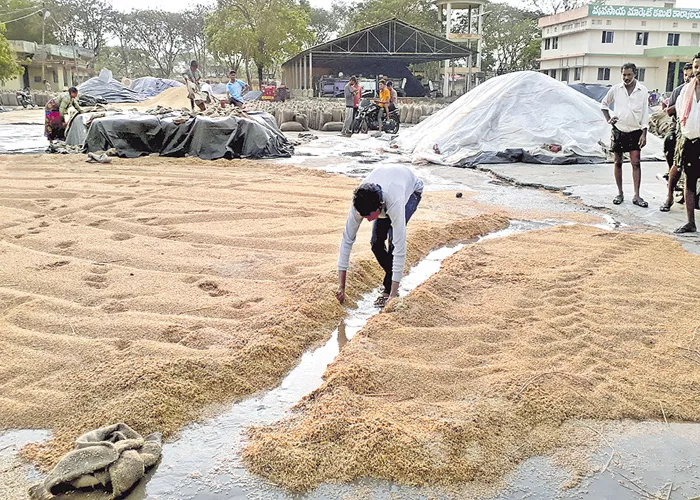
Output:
[81, 111, 293, 160]
[78, 69, 146, 103]
[396, 71, 663, 166]
[131, 77, 184, 98]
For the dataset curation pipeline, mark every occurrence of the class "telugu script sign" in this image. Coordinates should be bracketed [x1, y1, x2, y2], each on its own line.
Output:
[589, 4, 700, 20]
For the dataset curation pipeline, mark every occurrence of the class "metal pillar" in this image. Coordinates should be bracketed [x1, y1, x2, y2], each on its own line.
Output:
[302, 55, 307, 92]
[309, 52, 313, 96]
[443, 2, 452, 97]
[476, 3, 484, 70]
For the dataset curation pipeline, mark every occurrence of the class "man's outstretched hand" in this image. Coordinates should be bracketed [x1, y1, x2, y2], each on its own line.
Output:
[335, 288, 345, 304]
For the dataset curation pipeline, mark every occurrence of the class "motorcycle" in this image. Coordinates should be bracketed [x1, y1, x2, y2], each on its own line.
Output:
[351, 99, 400, 134]
[15, 87, 35, 108]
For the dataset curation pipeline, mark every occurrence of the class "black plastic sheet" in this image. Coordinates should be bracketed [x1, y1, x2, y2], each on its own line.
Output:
[83, 111, 293, 160]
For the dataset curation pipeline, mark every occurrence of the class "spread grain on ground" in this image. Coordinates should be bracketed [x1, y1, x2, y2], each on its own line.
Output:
[244, 225, 700, 492]
[0, 154, 508, 471]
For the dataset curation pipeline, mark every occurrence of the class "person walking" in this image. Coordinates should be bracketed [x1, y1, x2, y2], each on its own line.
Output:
[341, 76, 359, 137]
[335, 165, 424, 308]
[673, 53, 700, 233]
[601, 63, 649, 207]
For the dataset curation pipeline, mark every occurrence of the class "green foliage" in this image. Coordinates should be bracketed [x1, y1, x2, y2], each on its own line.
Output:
[0, 0, 50, 43]
[0, 23, 23, 81]
[346, 0, 439, 33]
[207, 0, 313, 85]
[456, 1, 541, 74]
[47, 0, 112, 62]
[298, 1, 349, 46]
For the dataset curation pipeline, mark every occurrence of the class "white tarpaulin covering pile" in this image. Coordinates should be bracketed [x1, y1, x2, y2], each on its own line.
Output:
[396, 71, 663, 166]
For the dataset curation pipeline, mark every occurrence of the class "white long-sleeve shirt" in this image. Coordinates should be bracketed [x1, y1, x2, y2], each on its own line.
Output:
[338, 165, 424, 282]
[678, 81, 700, 140]
[601, 81, 650, 133]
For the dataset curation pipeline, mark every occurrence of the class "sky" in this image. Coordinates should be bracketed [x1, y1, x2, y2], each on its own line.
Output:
[109, 0, 700, 12]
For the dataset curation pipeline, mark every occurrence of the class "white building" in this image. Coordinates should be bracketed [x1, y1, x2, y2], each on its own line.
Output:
[538, 0, 700, 92]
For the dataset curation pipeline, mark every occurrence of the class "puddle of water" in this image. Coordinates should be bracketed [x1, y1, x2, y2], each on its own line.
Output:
[0, 124, 47, 154]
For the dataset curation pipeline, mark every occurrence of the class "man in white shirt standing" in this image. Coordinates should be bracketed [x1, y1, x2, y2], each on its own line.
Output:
[673, 52, 700, 233]
[335, 165, 424, 308]
[601, 63, 649, 208]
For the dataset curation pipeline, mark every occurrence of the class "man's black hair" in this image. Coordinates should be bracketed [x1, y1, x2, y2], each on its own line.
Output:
[353, 183, 382, 216]
[387, 81, 393, 87]
[694, 52, 700, 60]
[191, 60, 199, 67]
[685, 63, 693, 70]
[621, 62, 637, 75]
[68, 86, 78, 94]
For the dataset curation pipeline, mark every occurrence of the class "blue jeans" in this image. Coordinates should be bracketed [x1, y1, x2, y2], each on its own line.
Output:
[370, 191, 422, 294]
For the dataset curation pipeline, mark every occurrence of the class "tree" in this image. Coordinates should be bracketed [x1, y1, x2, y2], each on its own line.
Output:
[181, 4, 211, 75]
[206, 0, 312, 87]
[346, 0, 439, 33]
[128, 10, 187, 78]
[528, 0, 585, 15]
[0, 0, 51, 43]
[0, 23, 23, 81]
[298, 2, 349, 46]
[456, 2, 541, 74]
[47, 0, 112, 64]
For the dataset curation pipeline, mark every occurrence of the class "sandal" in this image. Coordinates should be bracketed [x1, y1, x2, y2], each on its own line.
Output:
[659, 200, 673, 212]
[674, 223, 697, 234]
[612, 194, 624, 205]
[374, 295, 389, 308]
[633, 198, 648, 208]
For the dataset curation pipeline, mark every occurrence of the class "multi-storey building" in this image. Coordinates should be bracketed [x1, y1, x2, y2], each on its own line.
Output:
[538, 0, 700, 92]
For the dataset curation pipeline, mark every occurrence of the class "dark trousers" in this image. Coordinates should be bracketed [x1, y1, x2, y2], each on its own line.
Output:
[370, 191, 422, 294]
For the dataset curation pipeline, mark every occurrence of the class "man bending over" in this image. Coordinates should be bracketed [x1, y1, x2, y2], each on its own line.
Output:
[336, 165, 424, 308]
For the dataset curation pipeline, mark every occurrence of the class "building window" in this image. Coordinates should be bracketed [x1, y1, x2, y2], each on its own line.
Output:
[34, 75, 41, 83]
[574, 67, 582, 80]
[552, 37, 559, 49]
[693, 33, 700, 46]
[636, 32, 649, 46]
[641, 21, 647, 26]
[672, 22, 678, 28]
[541, 69, 549, 76]
[693, 23, 698, 29]
[545, 38, 551, 50]
[52, 70, 58, 84]
[606, 20, 612, 25]
[664, 2, 673, 6]
[602, 31, 614, 43]
[667, 33, 680, 46]
[598, 68, 611, 81]
[551, 69, 558, 79]
[561, 68, 569, 81]
[638, 68, 646, 82]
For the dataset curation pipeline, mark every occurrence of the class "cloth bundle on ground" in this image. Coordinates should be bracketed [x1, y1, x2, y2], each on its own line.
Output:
[131, 77, 183, 98]
[82, 111, 293, 160]
[79, 69, 146, 104]
[28, 423, 162, 499]
[395, 71, 664, 166]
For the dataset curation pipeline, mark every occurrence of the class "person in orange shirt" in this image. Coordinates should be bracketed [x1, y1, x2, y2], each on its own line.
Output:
[375, 80, 391, 134]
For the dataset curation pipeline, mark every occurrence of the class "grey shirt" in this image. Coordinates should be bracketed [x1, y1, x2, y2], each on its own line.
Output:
[668, 82, 686, 134]
[344, 83, 354, 108]
[183, 68, 202, 85]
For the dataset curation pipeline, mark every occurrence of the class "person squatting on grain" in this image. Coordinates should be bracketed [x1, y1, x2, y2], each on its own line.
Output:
[336, 165, 424, 308]
[673, 52, 700, 234]
[601, 62, 649, 208]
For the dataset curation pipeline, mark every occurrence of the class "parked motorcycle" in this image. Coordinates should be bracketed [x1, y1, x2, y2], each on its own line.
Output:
[351, 99, 400, 134]
[15, 87, 36, 108]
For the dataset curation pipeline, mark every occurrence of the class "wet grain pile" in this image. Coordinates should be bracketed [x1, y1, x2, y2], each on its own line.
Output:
[244, 225, 700, 492]
[0, 154, 505, 471]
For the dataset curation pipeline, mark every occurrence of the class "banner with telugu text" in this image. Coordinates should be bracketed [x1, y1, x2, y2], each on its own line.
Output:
[589, 4, 700, 20]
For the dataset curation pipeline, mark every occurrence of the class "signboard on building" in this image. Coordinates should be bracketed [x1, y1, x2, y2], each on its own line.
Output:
[589, 5, 700, 20]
